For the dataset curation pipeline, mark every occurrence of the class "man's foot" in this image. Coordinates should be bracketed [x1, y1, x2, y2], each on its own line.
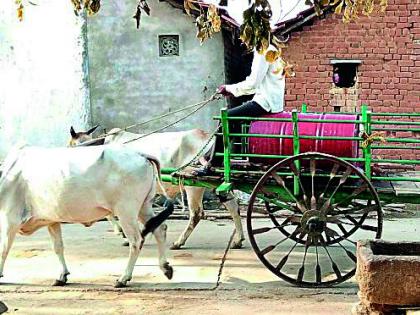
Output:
[191, 165, 214, 177]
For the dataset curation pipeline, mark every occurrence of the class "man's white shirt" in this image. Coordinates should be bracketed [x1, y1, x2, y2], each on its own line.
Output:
[225, 46, 286, 113]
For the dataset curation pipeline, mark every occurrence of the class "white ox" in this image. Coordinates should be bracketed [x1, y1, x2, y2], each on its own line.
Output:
[0, 145, 173, 288]
[69, 127, 245, 249]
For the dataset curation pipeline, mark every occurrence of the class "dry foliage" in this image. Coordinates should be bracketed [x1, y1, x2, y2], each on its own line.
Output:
[16, 0, 24, 21]
[310, 0, 388, 23]
[71, 0, 101, 16]
[187, 3, 221, 44]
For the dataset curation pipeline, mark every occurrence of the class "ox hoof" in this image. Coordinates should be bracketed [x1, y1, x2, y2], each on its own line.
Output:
[231, 242, 243, 249]
[114, 281, 127, 288]
[53, 279, 67, 287]
[170, 243, 182, 250]
[163, 263, 173, 280]
[122, 240, 129, 247]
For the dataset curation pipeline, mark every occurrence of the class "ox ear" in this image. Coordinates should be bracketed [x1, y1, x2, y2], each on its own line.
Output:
[70, 126, 77, 138]
[87, 125, 99, 135]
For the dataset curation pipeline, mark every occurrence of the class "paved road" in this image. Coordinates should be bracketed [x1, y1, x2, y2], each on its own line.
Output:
[0, 216, 419, 314]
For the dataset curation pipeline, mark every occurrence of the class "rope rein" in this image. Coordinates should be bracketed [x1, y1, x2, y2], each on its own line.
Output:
[75, 93, 220, 147]
[174, 126, 218, 173]
[123, 93, 220, 145]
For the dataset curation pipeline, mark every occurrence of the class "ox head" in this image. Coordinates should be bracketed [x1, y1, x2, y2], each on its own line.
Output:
[68, 125, 99, 147]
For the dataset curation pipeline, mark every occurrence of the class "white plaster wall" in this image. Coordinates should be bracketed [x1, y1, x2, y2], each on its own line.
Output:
[0, 0, 91, 160]
[88, 0, 226, 133]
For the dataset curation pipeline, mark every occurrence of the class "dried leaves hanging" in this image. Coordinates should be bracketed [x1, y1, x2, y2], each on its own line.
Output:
[71, 0, 101, 16]
[195, 4, 221, 44]
[307, 0, 388, 23]
[184, 0, 199, 16]
[239, 0, 272, 54]
[16, 0, 24, 21]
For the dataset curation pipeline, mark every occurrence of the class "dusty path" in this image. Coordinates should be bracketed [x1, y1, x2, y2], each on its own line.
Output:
[1, 288, 357, 315]
[0, 216, 418, 314]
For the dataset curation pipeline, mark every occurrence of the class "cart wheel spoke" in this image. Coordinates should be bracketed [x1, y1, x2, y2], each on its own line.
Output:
[319, 163, 340, 200]
[271, 172, 307, 213]
[297, 238, 311, 284]
[247, 153, 382, 287]
[289, 161, 309, 206]
[310, 159, 317, 210]
[333, 184, 369, 207]
[319, 235, 342, 281]
[336, 241, 357, 262]
[315, 243, 322, 284]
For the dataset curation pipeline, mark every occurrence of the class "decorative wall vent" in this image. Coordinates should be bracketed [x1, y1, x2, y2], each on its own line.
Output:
[159, 35, 179, 57]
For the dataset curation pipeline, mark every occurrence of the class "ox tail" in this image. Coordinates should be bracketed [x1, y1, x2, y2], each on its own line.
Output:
[141, 155, 174, 238]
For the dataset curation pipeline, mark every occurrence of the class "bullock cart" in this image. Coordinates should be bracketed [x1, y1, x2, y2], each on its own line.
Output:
[161, 104, 420, 287]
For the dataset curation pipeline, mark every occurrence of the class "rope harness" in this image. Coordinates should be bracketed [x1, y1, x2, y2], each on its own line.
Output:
[360, 131, 386, 149]
[75, 93, 221, 147]
[123, 93, 220, 144]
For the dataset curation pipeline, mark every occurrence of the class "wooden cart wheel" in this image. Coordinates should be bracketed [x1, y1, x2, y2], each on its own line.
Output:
[247, 152, 382, 287]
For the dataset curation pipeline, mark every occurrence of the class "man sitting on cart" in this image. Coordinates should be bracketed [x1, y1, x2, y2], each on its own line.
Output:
[194, 45, 288, 176]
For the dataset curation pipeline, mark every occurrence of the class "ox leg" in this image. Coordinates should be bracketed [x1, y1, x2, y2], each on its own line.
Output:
[107, 215, 123, 235]
[139, 209, 173, 280]
[47, 223, 70, 286]
[0, 218, 18, 279]
[114, 213, 143, 288]
[221, 192, 245, 249]
[106, 215, 129, 247]
[171, 187, 205, 250]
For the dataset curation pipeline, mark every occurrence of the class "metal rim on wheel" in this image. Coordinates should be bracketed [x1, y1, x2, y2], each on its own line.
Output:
[247, 152, 382, 287]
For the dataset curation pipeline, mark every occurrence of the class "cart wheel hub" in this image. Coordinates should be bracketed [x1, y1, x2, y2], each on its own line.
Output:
[301, 210, 326, 234]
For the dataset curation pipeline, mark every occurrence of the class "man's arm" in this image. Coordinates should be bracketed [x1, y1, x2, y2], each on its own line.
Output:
[225, 51, 270, 97]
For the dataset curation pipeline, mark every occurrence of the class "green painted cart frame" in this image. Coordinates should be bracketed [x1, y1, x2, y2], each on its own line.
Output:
[161, 104, 420, 287]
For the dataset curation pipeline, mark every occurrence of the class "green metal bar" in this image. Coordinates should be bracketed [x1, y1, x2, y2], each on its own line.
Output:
[372, 176, 420, 182]
[215, 153, 291, 159]
[371, 158, 420, 165]
[384, 138, 420, 144]
[371, 120, 420, 126]
[300, 135, 362, 141]
[214, 116, 364, 124]
[372, 127, 420, 132]
[213, 167, 420, 183]
[361, 105, 372, 180]
[295, 118, 362, 124]
[160, 174, 218, 189]
[221, 108, 231, 184]
[228, 132, 420, 143]
[372, 145, 420, 150]
[292, 110, 300, 195]
[227, 133, 362, 141]
[216, 152, 366, 162]
[372, 112, 420, 117]
[225, 133, 294, 139]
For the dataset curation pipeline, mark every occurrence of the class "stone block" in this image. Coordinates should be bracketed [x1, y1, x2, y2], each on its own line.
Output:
[356, 239, 420, 307]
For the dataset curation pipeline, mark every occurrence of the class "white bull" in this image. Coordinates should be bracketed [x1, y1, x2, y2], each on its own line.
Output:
[0, 145, 173, 288]
[69, 127, 245, 249]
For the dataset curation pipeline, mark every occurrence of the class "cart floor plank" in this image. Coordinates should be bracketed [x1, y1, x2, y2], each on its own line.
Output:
[390, 172, 420, 196]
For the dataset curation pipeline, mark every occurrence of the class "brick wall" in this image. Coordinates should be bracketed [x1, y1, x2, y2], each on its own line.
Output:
[282, 0, 420, 164]
[283, 0, 419, 114]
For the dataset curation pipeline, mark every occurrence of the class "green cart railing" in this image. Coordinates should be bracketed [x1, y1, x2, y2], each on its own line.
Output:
[162, 104, 420, 287]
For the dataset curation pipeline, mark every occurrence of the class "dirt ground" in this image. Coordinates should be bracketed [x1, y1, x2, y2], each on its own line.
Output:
[0, 214, 419, 315]
[1, 288, 357, 315]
